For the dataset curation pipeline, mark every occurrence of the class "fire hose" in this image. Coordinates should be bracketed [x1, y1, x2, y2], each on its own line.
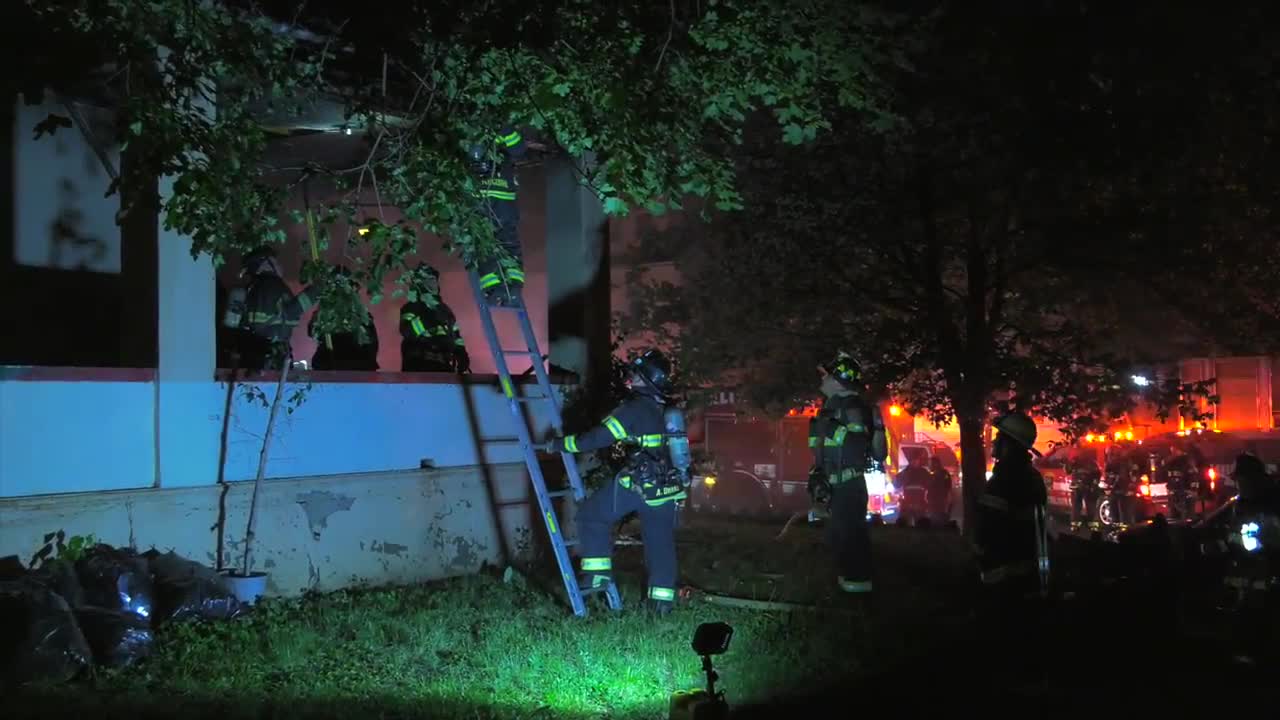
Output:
[681, 584, 825, 612]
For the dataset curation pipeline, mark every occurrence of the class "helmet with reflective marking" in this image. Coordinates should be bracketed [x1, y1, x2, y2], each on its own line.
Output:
[822, 350, 862, 388]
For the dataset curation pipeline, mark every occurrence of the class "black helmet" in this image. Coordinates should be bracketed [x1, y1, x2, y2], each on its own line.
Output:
[242, 246, 282, 277]
[1234, 452, 1266, 479]
[413, 263, 442, 298]
[631, 349, 673, 396]
[822, 350, 862, 388]
[994, 411, 1042, 457]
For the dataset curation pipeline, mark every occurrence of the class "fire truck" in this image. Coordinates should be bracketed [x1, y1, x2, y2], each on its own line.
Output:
[688, 398, 909, 521]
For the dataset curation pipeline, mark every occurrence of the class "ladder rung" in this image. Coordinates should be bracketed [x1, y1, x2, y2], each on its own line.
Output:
[548, 489, 573, 499]
[502, 349, 541, 356]
[564, 538, 579, 547]
[480, 437, 522, 444]
[516, 394, 548, 403]
[580, 584, 610, 596]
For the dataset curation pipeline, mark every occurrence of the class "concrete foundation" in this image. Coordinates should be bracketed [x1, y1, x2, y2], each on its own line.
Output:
[0, 463, 576, 597]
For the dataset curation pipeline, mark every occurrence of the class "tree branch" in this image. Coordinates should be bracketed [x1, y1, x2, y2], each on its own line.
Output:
[655, 0, 677, 72]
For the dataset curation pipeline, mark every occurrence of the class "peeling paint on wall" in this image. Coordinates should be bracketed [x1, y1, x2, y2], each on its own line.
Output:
[295, 491, 356, 540]
[370, 541, 408, 557]
[1, 464, 532, 598]
[448, 536, 483, 572]
[306, 552, 321, 590]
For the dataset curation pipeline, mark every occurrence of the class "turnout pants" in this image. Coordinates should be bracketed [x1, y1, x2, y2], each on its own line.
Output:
[977, 574, 1048, 680]
[1070, 486, 1094, 525]
[830, 476, 873, 592]
[476, 200, 524, 300]
[234, 331, 288, 374]
[402, 345, 462, 373]
[576, 477, 680, 608]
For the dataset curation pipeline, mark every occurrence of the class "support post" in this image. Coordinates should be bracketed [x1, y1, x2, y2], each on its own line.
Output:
[544, 153, 610, 407]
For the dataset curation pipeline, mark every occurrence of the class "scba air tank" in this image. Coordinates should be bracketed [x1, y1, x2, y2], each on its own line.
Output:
[664, 405, 692, 478]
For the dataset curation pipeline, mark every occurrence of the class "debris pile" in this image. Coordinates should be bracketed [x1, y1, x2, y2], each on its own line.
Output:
[0, 539, 246, 690]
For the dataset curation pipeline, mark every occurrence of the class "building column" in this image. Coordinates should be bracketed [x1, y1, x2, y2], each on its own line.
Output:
[118, 142, 159, 369]
[544, 153, 611, 406]
[153, 175, 219, 487]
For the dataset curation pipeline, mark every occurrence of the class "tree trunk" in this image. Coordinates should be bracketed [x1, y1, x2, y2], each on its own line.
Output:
[958, 412, 988, 539]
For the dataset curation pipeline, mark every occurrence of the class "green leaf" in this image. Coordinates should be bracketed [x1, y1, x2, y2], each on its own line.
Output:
[602, 196, 629, 215]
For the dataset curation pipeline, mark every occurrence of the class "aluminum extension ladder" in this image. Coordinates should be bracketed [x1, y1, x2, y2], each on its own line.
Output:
[468, 273, 623, 617]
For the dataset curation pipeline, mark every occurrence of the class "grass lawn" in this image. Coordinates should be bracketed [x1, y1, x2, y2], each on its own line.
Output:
[8, 516, 984, 720]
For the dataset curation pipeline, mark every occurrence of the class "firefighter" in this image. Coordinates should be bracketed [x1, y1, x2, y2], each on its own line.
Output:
[469, 125, 528, 307]
[896, 453, 932, 524]
[975, 414, 1050, 606]
[222, 246, 314, 371]
[1068, 451, 1101, 531]
[545, 349, 688, 614]
[808, 351, 887, 594]
[307, 266, 379, 371]
[1219, 453, 1280, 666]
[927, 456, 953, 525]
[399, 264, 469, 373]
[1161, 443, 1206, 518]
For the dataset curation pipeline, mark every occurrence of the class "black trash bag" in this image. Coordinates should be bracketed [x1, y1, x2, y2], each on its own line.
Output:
[75, 545, 154, 620]
[29, 559, 86, 609]
[0, 578, 93, 687]
[142, 549, 244, 623]
[0, 555, 25, 581]
[74, 606, 153, 669]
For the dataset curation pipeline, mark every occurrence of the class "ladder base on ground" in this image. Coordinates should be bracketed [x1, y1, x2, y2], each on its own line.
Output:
[468, 274, 622, 616]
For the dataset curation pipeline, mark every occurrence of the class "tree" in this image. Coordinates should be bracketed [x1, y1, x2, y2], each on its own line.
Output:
[624, 1, 1271, 533]
[19, 0, 906, 335]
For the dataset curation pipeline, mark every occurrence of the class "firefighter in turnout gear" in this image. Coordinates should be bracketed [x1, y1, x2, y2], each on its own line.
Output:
[222, 246, 314, 371]
[973, 412, 1051, 686]
[399, 264, 469, 373]
[546, 349, 689, 615]
[1219, 453, 1280, 665]
[469, 125, 528, 307]
[809, 351, 887, 594]
[975, 412, 1050, 598]
[974, 412, 1050, 668]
